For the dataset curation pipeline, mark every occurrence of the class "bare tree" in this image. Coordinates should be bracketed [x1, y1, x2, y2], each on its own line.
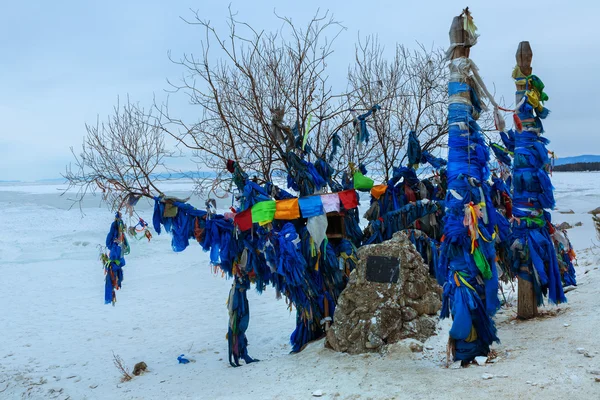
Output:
[152, 8, 361, 196]
[346, 37, 449, 180]
[64, 99, 172, 211]
[65, 10, 458, 209]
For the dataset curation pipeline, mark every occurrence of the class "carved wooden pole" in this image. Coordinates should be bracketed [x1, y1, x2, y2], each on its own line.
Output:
[515, 42, 533, 103]
[515, 41, 538, 320]
[439, 8, 499, 364]
[511, 41, 566, 319]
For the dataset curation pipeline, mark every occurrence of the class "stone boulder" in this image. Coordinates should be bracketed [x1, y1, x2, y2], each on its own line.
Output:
[555, 221, 573, 230]
[589, 206, 600, 215]
[326, 231, 442, 354]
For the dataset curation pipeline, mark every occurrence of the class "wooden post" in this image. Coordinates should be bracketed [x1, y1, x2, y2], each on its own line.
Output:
[446, 11, 469, 365]
[515, 41, 538, 319]
[515, 41, 533, 101]
[449, 15, 469, 59]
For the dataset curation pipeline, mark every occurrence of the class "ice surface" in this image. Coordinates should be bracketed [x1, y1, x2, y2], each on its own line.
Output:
[1, 172, 600, 399]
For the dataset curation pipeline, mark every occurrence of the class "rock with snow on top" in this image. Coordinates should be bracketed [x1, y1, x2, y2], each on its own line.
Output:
[577, 348, 586, 354]
[481, 373, 493, 380]
[312, 390, 324, 397]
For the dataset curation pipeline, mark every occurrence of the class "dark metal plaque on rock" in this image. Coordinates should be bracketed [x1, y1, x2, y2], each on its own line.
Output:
[365, 256, 400, 283]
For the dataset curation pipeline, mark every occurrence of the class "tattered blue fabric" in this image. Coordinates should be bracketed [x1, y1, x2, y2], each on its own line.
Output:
[104, 214, 128, 304]
[285, 152, 327, 196]
[511, 219, 566, 306]
[227, 277, 258, 367]
[382, 200, 442, 241]
[407, 131, 422, 167]
[264, 182, 295, 200]
[491, 142, 512, 166]
[202, 216, 235, 274]
[353, 104, 381, 144]
[240, 181, 272, 210]
[407, 230, 440, 277]
[510, 85, 565, 307]
[421, 151, 448, 170]
[560, 251, 577, 288]
[152, 198, 208, 252]
[512, 131, 555, 210]
[329, 133, 341, 163]
[438, 76, 500, 362]
[392, 166, 421, 188]
[363, 219, 384, 245]
[344, 208, 363, 247]
[314, 158, 343, 192]
[500, 130, 516, 152]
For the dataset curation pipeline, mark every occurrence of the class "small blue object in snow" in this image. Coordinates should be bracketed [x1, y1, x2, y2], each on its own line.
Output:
[177, 354, 190, 364]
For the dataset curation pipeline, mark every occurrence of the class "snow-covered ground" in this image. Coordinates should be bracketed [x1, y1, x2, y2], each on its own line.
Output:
[1, 172, 600, 399]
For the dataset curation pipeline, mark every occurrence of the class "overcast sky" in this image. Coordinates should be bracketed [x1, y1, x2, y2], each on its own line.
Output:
[1, 0, 598, 181]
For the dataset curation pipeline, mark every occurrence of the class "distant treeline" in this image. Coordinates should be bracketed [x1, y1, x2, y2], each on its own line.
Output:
[554, 162, 600, 172]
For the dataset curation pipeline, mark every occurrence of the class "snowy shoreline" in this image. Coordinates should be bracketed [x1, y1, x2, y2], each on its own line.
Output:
[1, 172, 600, 399]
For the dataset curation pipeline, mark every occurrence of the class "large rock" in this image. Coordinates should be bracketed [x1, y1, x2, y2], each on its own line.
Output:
[555, 221, 573, 230]
[326, 231, 442, 354]
[589, 207, 600, 215]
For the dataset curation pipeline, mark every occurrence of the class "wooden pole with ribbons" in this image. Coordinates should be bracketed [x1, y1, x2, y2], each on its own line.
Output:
[511, 40, 566, 319]
[515, 41, 538, 320]
[438, 8, 500, 364]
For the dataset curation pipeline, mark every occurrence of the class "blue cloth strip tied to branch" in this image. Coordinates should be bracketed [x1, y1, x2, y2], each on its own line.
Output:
[227, 276, 258, 367]
[104, 212, 129, 305]
[285, 152, 327, 196]
[421, 151, 448, 170]
[353, 104, 381, 144]
[407, 131, 422, 168]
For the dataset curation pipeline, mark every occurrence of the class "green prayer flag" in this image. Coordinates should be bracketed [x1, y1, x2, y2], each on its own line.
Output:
[353, 171, 374, 191]
[251, 200, 277, 223]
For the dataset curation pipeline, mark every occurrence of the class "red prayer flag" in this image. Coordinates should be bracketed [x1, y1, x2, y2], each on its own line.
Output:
[338, 190, 358, 210]
[234, 208, 253, 231]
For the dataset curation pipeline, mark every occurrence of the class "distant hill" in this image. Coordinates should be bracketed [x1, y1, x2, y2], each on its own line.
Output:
[554, 155, 600, 166]
[554, 162, 600, 172]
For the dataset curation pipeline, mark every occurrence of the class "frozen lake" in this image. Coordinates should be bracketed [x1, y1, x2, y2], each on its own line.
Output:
[1, 172, 600, 399]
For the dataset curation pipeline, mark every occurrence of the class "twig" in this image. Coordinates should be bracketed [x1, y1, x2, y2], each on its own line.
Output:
[112, 351, 133, 382]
